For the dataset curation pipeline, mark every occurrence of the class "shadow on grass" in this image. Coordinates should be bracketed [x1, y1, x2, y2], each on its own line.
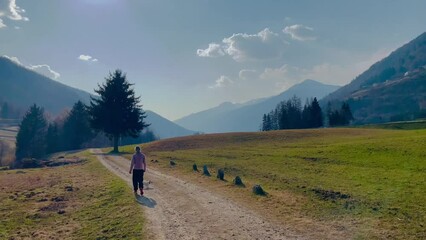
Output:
[135, 195, 157, 208]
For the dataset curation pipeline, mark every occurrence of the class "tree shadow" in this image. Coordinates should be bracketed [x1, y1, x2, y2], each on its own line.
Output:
[135, 195, 157, 208]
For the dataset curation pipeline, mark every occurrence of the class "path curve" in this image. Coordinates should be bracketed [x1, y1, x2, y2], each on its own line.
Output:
[92, 149, 305, 240]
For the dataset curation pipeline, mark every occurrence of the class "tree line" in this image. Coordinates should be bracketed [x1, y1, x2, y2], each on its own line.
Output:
[14, 70, 154, 167]
[261, 96, 353, 131]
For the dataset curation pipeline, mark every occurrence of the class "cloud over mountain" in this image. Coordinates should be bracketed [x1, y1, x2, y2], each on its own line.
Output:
[222, 28, 287, 62]
[1, 55, 60, 80]
[29, 64, 61, 79]
[197, 28, 287, 62]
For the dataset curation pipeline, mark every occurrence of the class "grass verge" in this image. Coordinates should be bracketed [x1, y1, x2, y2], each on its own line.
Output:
[0, 150, 145, 239]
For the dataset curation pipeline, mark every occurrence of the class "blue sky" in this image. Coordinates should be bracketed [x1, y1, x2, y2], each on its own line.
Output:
[1, 0, 425, 120]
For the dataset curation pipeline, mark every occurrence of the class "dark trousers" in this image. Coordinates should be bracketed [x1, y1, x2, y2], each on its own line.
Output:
[132, 169, 144, 191]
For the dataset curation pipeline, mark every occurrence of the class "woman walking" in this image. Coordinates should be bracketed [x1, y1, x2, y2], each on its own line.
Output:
[129, 146, 146, 195]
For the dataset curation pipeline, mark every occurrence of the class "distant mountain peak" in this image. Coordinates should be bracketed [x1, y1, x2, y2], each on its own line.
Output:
[300, 79, 319, 84]
[176, 80, 339, 133]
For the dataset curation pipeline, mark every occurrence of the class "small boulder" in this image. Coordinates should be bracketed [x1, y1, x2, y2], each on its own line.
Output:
[203, 165, 210, 176]
[65, 185, 73, 192]
[170, 160, 176, 166]
[217, 169, 225, 180]
[234, 176, 244, 186]
[193, 164, 198, 172]
[252, 185, 267, 196]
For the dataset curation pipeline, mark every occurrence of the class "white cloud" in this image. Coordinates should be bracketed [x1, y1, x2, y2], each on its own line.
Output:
[0, 0, 29, 28]
[2, 55, 61, 80]
[7, 0, 28, 21]
[197, 43, 225, 57]
[78, 54, 98, 62]
[238, 69, 257, 80]
[283, 24, 316, 41]
[2, 55, 22, 65]
[209, 75, 233, 89]
[29, 64, 61, 79]
[222, 28, 287, 62]
[197, 28, 287, 62]
[78, 55, 92, 61]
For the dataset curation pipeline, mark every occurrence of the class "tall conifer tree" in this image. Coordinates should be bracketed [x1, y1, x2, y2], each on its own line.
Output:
[15, 104, 47, 161]
[63, 101, 94, 150]
[88, 70, 149, 152]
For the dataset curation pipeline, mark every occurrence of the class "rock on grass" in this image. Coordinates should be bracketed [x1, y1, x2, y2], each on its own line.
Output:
[217, 169, 224, 180]
[203, 165, 210, 176]
[233, 176, 244, 186]
[252, 185, 267, 196]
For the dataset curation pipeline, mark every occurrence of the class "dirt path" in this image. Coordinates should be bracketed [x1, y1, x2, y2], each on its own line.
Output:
[92, 149, 305, 240]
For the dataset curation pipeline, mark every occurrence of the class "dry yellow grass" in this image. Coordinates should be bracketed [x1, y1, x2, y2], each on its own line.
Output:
[0, 151, 145, 239]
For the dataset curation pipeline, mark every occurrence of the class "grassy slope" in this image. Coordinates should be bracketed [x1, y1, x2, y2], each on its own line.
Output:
[120, 128, 425, 239]
[356, 120, 426, 130]
[0, 151, 145, 239]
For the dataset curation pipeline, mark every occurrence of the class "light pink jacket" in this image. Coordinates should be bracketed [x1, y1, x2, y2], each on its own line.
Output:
[130, 152, 146, 171]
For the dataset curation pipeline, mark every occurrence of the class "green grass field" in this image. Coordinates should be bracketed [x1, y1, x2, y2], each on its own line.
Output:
[120, 128, 425, 239]
[0, 151, 145, 239]
[356, 120, 426, 130]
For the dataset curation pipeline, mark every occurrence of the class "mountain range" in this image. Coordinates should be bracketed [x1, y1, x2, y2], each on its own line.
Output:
[321, 32, 426, 123]
[175, 79, 340, 133]
[0, 56, 91, 115]
[144, 110, 196, 139]
[2, 31, 425, 135]
[0, 56, 195, 139]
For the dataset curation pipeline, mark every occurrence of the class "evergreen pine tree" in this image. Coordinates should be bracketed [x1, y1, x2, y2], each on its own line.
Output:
[262, 114, 268, 131]
[46, 123, 60, 154]
[88, 70, 149, 152]
[63, 101, 95, 150]
[310, 97, 323, 128]
[15, 104, 48, 162]
[340, 102, 354, 125]
[301, 104, 311, 128]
